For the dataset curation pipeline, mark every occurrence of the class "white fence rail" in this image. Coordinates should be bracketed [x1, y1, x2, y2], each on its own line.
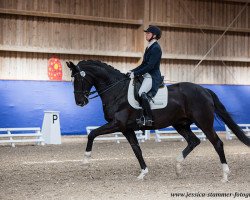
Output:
[154, 125, 206, 142]
[225, 124, 250, 140]
[86, 126, 150, 143]
[0, 128, 45, 147]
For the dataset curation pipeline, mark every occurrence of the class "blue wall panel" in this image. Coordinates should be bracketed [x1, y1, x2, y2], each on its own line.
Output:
[0, 80, 249, 135]
[0, 80, 105, 135]
[204, 84, 250, 131]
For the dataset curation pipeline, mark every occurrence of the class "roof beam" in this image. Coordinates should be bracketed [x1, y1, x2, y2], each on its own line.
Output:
[0, 8, 143, 26]
[153, 22, 250, 33]
[223, 0, 250, 3]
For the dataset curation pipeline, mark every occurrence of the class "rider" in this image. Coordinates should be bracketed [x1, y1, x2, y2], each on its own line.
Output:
[127, 25, 163, 126]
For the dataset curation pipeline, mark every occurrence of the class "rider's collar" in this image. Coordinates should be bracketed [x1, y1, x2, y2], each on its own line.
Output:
[147, 39, 157, 49]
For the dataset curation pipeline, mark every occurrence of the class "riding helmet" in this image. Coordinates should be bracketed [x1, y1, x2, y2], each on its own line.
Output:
[144, 25, 162, 39]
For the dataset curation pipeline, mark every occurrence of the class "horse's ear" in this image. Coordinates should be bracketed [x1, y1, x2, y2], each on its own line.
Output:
[66, 61, 76, 69]
[70, 61, 77, 69]
[66, 61, 71, 68]
[69, 61, 75, 66]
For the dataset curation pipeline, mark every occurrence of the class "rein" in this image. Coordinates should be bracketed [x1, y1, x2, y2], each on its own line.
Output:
[87, 78, 129, 99]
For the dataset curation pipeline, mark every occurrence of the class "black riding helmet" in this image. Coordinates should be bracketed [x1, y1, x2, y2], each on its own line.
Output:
[144, 25, 162, 40]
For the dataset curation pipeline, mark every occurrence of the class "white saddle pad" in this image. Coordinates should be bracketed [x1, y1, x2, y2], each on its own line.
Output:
[127, 79, 168, 110]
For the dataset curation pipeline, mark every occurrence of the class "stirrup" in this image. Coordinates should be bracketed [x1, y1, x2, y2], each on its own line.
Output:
[144, 119, 153, 126]
[136, 116, 145, 128]
[136, 116, 153, 127]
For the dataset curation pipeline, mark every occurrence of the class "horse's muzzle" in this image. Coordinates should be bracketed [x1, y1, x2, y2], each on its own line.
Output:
[76, 96, 89, 107]
[76, 102, 85, 107]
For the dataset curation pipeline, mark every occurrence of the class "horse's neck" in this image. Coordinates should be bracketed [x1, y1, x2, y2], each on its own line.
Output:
[90, 67, 128, 103]
[92, 68, 123, 92]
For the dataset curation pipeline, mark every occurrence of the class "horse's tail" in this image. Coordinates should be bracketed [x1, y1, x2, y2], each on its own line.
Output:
[207, 88, 250, 146]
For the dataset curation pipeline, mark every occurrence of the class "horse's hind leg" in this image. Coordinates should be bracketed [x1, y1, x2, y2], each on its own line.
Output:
[194, 117, 229, 182]
[203, 128, 229, 182]
[173, 125, 201, 176]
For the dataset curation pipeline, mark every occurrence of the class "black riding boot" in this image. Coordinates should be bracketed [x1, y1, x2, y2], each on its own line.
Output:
[140, 92, 153, 126]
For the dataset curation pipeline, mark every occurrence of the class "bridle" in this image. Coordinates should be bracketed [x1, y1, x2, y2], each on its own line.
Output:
[72, 69, 129, 103]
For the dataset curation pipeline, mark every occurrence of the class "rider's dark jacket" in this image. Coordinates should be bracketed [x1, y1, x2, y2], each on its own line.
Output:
[132, 42, 162, 97]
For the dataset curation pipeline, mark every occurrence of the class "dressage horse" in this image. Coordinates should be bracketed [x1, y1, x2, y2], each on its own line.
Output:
[67, 60, 250, 182]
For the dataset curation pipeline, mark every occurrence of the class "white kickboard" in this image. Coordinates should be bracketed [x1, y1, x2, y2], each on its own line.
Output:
[127, 79, 168, 110]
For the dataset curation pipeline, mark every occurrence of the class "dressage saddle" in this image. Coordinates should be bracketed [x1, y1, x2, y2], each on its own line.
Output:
[133, 76, 165, 127]
[133, 76, 165, 103]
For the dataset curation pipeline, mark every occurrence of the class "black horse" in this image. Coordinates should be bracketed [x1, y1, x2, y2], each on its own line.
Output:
[67, 60, 250, 182]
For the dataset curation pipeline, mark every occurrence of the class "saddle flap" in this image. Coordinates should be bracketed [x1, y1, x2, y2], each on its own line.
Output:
[128, 79, 168, 110]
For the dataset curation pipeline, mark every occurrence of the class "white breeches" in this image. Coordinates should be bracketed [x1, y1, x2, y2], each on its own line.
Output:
[138, 73, 152, 97]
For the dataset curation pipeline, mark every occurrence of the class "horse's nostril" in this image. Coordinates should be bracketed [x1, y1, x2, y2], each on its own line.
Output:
[76, 101, 85, 107]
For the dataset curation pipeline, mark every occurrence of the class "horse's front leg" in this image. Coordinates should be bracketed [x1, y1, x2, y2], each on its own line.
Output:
[83, 122, 120, 164]
[123, 129, 148, 180]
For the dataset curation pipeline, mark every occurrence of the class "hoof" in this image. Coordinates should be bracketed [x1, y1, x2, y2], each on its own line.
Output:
[222, 164, 230, 183]
[221, 178, 229, 183]
[176, 163, 182, 176]
[82, 156, 91, 165]
[175, 154, 184, 176]
[82, 157, 90, 164]
[137, 168, 148, 180]
[82, 151, 91, 164]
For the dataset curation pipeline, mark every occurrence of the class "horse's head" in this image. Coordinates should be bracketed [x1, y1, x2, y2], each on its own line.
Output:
[67, 61, 93, 107]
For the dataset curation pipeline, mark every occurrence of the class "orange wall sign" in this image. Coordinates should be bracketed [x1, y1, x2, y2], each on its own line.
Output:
[48, 57, 63, 80]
